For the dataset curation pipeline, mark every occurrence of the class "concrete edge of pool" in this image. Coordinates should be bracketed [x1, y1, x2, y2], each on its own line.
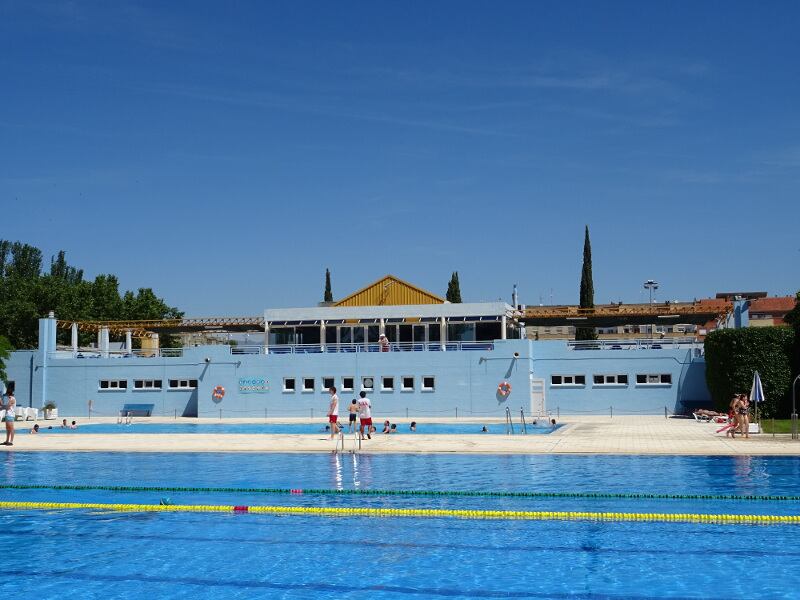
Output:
[4, 415, 800, 455]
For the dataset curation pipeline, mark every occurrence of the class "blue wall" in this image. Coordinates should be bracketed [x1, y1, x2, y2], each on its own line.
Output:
[4, 318, 712, 418]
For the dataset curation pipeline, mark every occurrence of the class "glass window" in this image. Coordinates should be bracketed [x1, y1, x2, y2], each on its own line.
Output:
[636, 374, 647, 384]
[269, 327, 295, 345]
[325, 327, 337, 345]
[661, 374, 672, 384]
[593, 375, 604, 385]
[475, 322, 501, 341]
[100, 380, 109, 389]
[428, 324, 441, 342]
[367, 326, 380, 343]
[422, 376, 435, 391]
[401, 376, 414, 391]
[381, 376, 394, 391]
[339, 327, 352, 344]
[551, 375, 562, 385]
[302, 378, 315, 392]
[398, 325, 413, 343]
[134, 379, 162, 390]
[168, 379, 196, 389]
[447, 323, 476, 342]
[322, 377, 335, 390]
[618, 374, 628, 385]
[283, 378, 296, 392]
[353, 327, 365, 344]
[342, 377, 354, 392]
[361, 376, 374, 391]
[99, 380, 127, 390]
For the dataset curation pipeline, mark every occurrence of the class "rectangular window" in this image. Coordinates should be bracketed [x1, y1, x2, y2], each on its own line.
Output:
[168, 379, 197, 389]
[592, 375, 628, 386]
[381, 376, 394, 391]
[361, 376, 374, 392]
[342, 377, 354, 392]
[401, 376, 414, 391]
[283, 378, 296, 392]
[422, 376, 435, 391]
[635, 374, 672, 386]
[99, 379, 127, 390]
[322, 377, 335, 391]
[133, 379, 162, 390]
[550, 375, 585, 387]
[302, 377, 315, 393]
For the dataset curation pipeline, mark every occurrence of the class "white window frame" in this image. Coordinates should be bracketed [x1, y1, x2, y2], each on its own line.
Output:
[99, 379, 127, 391]
[168, 379, 197, 390]
[341, 376, 354, 392]
[133, 379, 162, 391]
[283, 377, 296, 393]
[381, 376, 394, 392]
[302, 377, 315, 393]
[421, 375, 435, 392]
[550, 374, 586, 387]
[361, 376, 375, 392]
[322, 377, 335, 392]
[635, 373, 673, 386]
[401, 376, 415, 392]
[591, 374, 629, 387]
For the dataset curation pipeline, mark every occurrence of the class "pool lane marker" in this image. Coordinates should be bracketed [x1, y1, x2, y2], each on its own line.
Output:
[0, 501, 798, 524]
[1, 484, 799, 503]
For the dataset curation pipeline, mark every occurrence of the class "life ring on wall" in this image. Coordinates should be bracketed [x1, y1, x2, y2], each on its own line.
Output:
[497, 381, 512, 396]
[212, 386, 225, 400]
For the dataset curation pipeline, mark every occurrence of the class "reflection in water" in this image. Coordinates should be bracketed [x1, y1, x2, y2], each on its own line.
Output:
[351, 453, 374, 489]
[732, 455, 770, 495]
[329, 453, 343, 490]
[2, 452, 15, 482]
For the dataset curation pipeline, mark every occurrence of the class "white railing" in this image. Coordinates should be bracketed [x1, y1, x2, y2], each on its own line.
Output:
[231, 341, 495, 355]
[566, 337, 699, 351]
[50, 348, 185, 359]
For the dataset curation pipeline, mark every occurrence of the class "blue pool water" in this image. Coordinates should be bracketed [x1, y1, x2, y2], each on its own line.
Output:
[1, 453, 799, 599]
[39, 422, 558, 435]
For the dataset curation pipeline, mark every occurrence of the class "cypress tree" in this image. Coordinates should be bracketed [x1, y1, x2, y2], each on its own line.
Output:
[575, 226, 597, 341]
[324, 268, 333, 303]
[446, 272, 462, 303]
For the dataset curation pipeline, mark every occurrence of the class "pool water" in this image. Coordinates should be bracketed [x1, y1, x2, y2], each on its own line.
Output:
[1, 453, 799, 599]
[38, 422, 558, 435]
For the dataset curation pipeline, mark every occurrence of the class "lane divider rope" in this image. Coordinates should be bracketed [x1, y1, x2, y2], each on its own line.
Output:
[0, 501, 798, 524]
[1, 484, 798, 502]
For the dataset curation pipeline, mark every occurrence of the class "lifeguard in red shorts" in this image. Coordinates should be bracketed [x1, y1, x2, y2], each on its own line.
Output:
[327, 387, 340, 439]
[357, 391, 373, 440]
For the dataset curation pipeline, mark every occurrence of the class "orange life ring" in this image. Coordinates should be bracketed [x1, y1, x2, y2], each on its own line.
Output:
[497, 381, 511, 396]
[212, 385, 225, 400]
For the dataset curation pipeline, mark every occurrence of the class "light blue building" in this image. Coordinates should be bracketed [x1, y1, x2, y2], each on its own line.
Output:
[3, 276, 712, 419]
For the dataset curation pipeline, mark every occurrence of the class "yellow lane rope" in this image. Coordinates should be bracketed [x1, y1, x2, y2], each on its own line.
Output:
[0, 501, 798, 524]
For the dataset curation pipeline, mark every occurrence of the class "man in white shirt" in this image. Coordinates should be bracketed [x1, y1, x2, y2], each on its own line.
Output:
[327, 387, 340, 439]
[357, 390, 372, 440]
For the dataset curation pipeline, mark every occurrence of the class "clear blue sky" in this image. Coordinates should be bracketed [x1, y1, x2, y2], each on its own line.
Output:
[1, 1, 798, 315]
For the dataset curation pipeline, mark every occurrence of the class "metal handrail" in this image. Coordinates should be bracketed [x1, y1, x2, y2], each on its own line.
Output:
[566, 337, 697, 351]
[520, 408, 527, 434]
[505, 407, 514, 435]
[252, 341, 495, 355]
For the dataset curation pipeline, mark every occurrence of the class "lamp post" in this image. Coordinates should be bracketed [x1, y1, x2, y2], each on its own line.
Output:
[643, 280, 659, 336]
[792, 374, 800, 440]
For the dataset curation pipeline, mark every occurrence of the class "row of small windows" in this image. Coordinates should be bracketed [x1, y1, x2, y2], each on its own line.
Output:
[550, 373, 672, 387]
[99, 379, 197, 391]
[283, 376, 435, 393]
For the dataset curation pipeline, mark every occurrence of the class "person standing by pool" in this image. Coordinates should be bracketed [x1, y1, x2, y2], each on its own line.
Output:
[740, 394, 751, 439]
[2, 383, 16, 446]
[357, 391, 372, 440]
[348, 399, 358, 433]
[327, 387, 340, 440]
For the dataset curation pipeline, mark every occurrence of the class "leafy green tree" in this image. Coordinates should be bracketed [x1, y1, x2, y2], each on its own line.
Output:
[0, 335, 11, 382]
[575, 226, 597, 341]
[704, 327, 794, 418]
[785, 291, 800, 391]
[324, 268, 333, 302]
[446, 272, 462, 303]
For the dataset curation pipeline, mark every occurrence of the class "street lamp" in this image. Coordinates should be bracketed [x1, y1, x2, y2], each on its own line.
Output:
[643, 280, 659, 336]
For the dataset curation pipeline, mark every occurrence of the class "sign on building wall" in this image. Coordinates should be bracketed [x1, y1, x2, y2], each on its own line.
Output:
[239, 377, 269, 393]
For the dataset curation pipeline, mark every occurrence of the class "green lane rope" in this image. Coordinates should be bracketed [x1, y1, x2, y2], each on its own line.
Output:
[1, 484, 798, 502]
[1, 500, 799, 524]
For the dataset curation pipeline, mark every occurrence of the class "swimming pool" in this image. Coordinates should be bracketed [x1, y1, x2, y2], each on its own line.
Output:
[37, 422, 559, 435]
[1, 453, 798, 598]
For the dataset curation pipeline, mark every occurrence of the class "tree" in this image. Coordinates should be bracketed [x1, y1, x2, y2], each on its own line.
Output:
[324, 268, 333, 303]
[0, 335, 10, 382]
[575, 226, 597, 341]
[446, 272, 462, 303]
[785, 290, 800, 388]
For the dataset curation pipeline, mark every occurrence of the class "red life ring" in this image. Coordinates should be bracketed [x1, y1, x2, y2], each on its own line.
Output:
[212, 385, 225, 400]
[497, 381, 512, 396]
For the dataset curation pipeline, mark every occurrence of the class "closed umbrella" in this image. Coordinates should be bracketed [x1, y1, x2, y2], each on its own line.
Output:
[750, 371, 765, 431]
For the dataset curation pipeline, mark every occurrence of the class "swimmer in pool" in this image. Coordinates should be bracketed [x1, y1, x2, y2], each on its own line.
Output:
[410, 421, 417, 432]
[481, 426, 488, 433]
[30, 424, 40, 434]
[382, 420, 391, 434]
[389, 424, 397, 434]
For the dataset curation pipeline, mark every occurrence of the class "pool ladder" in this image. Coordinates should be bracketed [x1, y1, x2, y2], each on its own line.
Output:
[334, 427, 361, 454]
[505, 407, 528, 435]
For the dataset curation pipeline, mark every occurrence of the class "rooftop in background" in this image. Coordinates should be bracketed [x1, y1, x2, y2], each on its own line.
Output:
[715, 292, 768, 300]
[333, 274, 445, 307]
[520, 301, 731, 328]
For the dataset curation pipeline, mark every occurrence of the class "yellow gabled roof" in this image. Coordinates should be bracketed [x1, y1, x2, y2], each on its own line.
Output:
[334, 275, 446, 307]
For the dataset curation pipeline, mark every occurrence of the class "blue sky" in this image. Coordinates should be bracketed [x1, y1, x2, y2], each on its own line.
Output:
[1, 1, 798, 315]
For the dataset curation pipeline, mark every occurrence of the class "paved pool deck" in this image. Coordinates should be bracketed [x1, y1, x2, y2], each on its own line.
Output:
[5, 415, 800, 455]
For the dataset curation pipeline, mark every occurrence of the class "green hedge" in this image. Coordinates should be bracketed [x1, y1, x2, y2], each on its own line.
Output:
[704, 327, 794, 418]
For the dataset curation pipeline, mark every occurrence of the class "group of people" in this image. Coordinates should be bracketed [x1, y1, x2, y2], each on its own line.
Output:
[327, 387, 375, 440]
[30, 419, 77, 434]
[725, 393, 752, 439]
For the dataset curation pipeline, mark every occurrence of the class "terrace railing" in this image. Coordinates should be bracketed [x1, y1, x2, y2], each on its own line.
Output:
[232, 341, 495, 355]
[566, 337, 699, 351]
